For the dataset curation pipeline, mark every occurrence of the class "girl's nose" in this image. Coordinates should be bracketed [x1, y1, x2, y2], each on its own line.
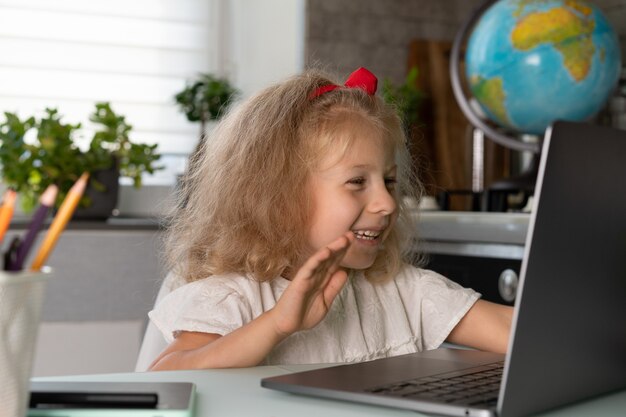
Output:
[369, 185, 397, 216]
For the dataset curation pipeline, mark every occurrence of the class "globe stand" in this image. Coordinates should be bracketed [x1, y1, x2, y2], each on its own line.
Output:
[449, 0, 541, 155]
[449, 0, 541, 213]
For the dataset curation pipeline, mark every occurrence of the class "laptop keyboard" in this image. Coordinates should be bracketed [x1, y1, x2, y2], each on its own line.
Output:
[365, 361, 504, 407]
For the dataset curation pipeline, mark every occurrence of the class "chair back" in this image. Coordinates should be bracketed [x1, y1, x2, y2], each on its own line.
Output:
[135, 271, 186, 371]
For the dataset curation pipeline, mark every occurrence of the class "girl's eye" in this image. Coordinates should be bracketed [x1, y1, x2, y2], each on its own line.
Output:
[385, 177, 397, 189]
[347, 177, 366, 186]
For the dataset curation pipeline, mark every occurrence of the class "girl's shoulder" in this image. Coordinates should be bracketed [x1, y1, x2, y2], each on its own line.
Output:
[390, 264, 467, 292]
[179, 273, 255, 290]
[386, 264, 447, 283]
[168, 273, 289, 300]
[397, 263, 447, 279]
[350, 265, 456, 295]
[158, 273, 288, 305]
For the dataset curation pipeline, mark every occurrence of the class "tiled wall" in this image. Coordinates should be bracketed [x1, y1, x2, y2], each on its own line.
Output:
[306, 0, 626, 83]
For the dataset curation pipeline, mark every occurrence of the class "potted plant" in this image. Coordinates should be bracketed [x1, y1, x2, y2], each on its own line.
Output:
[174, 73, 239, 159]
[0, 102, 163, 218]
[381, 66, 424, 131]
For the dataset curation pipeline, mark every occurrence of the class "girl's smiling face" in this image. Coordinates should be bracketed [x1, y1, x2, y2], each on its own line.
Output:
[305, 124, 398, 271]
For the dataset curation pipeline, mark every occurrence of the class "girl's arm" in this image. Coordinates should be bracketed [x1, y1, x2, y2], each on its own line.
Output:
[445, 300, 513, 354]
[148, 312, 284, 370]
[149, 233, 354, 370]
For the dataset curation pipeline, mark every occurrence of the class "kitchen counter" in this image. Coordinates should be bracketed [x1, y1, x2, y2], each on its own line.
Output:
[9, 216, 161, 230]
[416, 211, 529, 245]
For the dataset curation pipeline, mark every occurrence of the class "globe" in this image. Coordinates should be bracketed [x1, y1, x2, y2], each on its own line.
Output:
[465, 0, 622, 136]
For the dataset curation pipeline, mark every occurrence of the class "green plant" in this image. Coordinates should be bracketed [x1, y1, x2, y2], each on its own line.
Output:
[0, 102, 163, 211]
[174, 73, 239, 142]
[381, 66, 424, 128]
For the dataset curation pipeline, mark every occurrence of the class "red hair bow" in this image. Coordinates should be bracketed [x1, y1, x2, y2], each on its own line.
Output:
[310, 67, 378, 99]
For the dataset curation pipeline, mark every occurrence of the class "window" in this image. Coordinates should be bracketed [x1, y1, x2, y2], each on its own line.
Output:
[0, 0, 305, 214]
[0, 0, 217, 185]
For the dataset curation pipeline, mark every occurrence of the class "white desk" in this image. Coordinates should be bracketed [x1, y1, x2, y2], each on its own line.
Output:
[33, 363, 626, 416]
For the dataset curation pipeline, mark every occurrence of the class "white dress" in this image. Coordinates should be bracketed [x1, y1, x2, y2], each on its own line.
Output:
[148, 265, 480, 365]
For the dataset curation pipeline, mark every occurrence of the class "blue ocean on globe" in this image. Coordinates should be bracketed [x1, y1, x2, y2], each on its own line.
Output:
[465, 0, 622, 135]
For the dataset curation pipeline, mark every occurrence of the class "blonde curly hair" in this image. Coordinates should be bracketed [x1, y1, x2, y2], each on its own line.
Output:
[163, 69, 423, 284]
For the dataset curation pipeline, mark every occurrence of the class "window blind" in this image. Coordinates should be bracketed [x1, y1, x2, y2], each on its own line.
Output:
[0, 0, 216, 184]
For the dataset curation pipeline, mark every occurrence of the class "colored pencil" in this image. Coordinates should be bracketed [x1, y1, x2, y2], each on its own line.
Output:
[0, 189, 17, 245]
[7, 184, 58, 271]
[30, 173, 89, 271]
[3, 236, 21, 271]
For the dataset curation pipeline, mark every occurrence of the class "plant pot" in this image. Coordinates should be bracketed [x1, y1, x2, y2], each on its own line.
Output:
[72, 162, 120, 221]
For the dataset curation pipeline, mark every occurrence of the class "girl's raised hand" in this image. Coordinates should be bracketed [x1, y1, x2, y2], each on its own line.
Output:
[271, 232, 354, 337]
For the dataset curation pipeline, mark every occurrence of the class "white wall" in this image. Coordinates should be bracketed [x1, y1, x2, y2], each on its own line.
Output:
[228, 0, 306, 97]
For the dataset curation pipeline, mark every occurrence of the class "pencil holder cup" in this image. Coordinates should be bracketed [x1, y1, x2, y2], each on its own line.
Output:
[0, 268, 51, 417]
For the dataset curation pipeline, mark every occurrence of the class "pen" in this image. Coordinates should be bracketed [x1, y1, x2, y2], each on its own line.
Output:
[7, 184, 58, 271]
[0, 189, 17, 245]
[30, 173, 89, 271]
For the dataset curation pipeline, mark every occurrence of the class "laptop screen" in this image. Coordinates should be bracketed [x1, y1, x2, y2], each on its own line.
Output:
[499, 121, 626, 417]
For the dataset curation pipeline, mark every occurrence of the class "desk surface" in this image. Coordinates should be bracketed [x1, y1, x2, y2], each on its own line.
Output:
[34, 364, 626, 417]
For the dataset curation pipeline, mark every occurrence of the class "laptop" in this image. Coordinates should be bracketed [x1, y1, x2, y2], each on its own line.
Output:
[261, 121, 626, 417]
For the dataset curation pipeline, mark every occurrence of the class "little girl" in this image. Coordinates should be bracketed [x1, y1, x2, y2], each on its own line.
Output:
[148, 67, 513, 371]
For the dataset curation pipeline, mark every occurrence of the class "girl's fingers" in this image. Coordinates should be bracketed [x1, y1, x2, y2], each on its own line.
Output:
[323, 269, 349, 305]
[294, 233, 353, 285]
[326, 232, 353, 252]
[314, 237, 351, 282]
[319, 233, 353, 272]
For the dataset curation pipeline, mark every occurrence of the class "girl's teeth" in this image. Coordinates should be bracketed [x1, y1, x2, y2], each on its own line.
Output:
[353, 231, 380, 240]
